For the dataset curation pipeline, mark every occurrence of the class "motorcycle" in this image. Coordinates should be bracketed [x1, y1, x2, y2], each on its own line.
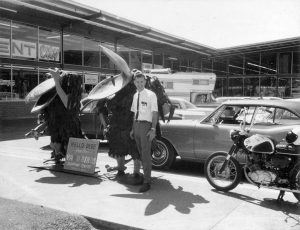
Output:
[204, 107, 300, 202]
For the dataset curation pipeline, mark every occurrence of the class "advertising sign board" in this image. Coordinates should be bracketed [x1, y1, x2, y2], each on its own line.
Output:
[64, 138, 99, 174]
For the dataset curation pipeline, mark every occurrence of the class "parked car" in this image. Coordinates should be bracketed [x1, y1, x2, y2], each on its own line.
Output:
[79, 97, 214, 138]
[168, 96, 214, 120]
[152, 99, 300, 169]
[215, 96, 282, 103]
[80, 100, 104, 139]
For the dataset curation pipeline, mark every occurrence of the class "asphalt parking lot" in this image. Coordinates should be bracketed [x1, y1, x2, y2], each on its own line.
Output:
[0, 119, 299, 230]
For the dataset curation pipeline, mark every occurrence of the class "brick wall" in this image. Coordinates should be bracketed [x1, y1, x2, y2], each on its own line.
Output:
[0, 100, 36, 120]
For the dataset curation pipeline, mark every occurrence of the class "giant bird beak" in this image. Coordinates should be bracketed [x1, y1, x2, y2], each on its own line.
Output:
[99, 45, 131, 79]
[85, 45, 133, 101]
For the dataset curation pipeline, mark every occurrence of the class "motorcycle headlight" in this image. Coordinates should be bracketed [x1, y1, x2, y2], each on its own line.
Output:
[286, 127, 300, 145]
[286, 131, 297, 144]
[230, 129, 240, 142]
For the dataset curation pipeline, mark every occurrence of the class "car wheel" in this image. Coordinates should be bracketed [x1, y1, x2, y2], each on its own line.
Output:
[151, 138, 175, 170]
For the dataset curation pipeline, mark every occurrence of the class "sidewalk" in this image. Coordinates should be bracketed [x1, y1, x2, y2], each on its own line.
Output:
[0, 137, 299, 230]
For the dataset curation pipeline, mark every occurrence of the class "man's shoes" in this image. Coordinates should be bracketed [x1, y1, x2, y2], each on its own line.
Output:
[116, 170, 125, 177]
[139, 183, 151, 193]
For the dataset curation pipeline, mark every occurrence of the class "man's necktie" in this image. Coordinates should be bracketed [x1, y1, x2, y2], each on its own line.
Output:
[135, 93, 140, 120]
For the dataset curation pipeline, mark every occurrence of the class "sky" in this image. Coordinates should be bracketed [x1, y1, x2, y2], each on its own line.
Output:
[73, 0, 300, 49]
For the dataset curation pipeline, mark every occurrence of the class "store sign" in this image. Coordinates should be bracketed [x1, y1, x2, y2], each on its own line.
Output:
[0, 79, 15, 86]
[39, 44, 60, 61]
[85, 74, 98, 85]
[64, 138, 99, 174]
[0, 38, 10, 55]
[0, 38, 59, 61]
[12, 39, 36, 58]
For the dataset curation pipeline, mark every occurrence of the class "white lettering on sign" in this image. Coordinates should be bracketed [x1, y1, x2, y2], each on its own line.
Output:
[0, 38, 10, 56]
[64, 138, 99, 174]
[12, 39, 36, 58]
[0, 38, 60, 61]
[39, 44, 60, 61]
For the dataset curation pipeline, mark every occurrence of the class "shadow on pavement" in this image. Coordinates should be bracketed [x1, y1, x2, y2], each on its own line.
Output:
[30, 167, 102, 187]
[112, 178, 209, 216]
[0, 118, 37, 141]
[212, 189, 300, 225]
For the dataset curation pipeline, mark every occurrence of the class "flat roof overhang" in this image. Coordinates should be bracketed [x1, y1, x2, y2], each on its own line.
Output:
[214, 37, 300, 57]
[0, 0, 216, 57]
[1, 0, 299, 59]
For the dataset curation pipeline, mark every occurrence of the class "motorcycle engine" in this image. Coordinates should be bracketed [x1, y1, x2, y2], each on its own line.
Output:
[269, 155, 292, 169]
[248, 168, 277, 185]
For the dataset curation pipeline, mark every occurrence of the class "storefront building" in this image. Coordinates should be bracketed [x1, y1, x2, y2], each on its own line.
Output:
[204, 40, 300, 98]
[0, 0, 299, 119]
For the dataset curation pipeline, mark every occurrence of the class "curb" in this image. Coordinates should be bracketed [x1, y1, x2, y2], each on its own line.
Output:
[85, 216, 144, 230]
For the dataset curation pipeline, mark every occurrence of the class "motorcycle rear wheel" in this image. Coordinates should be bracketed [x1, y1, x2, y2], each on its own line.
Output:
[205, 151, 242, 192]
[291, 164, 300, 202]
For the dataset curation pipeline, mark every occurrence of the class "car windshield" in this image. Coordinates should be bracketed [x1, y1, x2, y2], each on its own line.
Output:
[205, 104, 300, 126]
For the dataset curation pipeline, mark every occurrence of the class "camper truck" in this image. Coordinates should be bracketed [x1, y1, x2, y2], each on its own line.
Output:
[147, 68, 216, 105]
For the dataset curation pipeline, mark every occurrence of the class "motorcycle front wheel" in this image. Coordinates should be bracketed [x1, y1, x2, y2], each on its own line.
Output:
[291, 164, 300, 202]
[205, 151, 242, 192]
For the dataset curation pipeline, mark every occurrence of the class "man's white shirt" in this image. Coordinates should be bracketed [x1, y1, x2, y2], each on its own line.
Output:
[131, 88, 158, 122]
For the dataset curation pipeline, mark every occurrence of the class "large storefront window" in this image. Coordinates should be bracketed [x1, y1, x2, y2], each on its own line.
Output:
[117, 45, 129, 66]
[214, 58, 227, 76]
[12, 66, 37, 99]
[179, 58, 188, 72]
[101, 43, 115, 70]
[214, 77, 226, 97]
[229, 56, 244, 75]
[228, 77, 243, 96]
[292, 77, 300, 98]
[202, 58, 212, 72]
[293, 52, 300, 74]
[278, 77, 292, 98]
[244, 77, 260, 96]
[261, 52, 277, 75]
[129, 50, 142, 70]
[245, 53, 260, 75]
[64, 34, 83, 65]
[189, 58, 201, 72]
[0, 19, 11, 58]
[260, 75, 277, 96]
[39, 68, 52, 84]
[0, 67, 12, 100]
[279, 53, 292, 74]
[84, 39, 100, 67]
[142, 51, 152, 71]
[164, 55, 179, 72]
[84, 72, 99, 94]
[39, 28, 61, 63]
[12, 22, 38, 60]
[154, 53, 163, 69]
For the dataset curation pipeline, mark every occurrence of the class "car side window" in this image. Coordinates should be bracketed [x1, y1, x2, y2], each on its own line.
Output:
[218, 105, 245, 124]
[273, 108, 300, 125]
[204, 105, 245, 124]
[252, 106, 276, 125]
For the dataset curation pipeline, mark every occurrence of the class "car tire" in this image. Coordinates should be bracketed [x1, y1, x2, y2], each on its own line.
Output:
[151, 138, 176, 170]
